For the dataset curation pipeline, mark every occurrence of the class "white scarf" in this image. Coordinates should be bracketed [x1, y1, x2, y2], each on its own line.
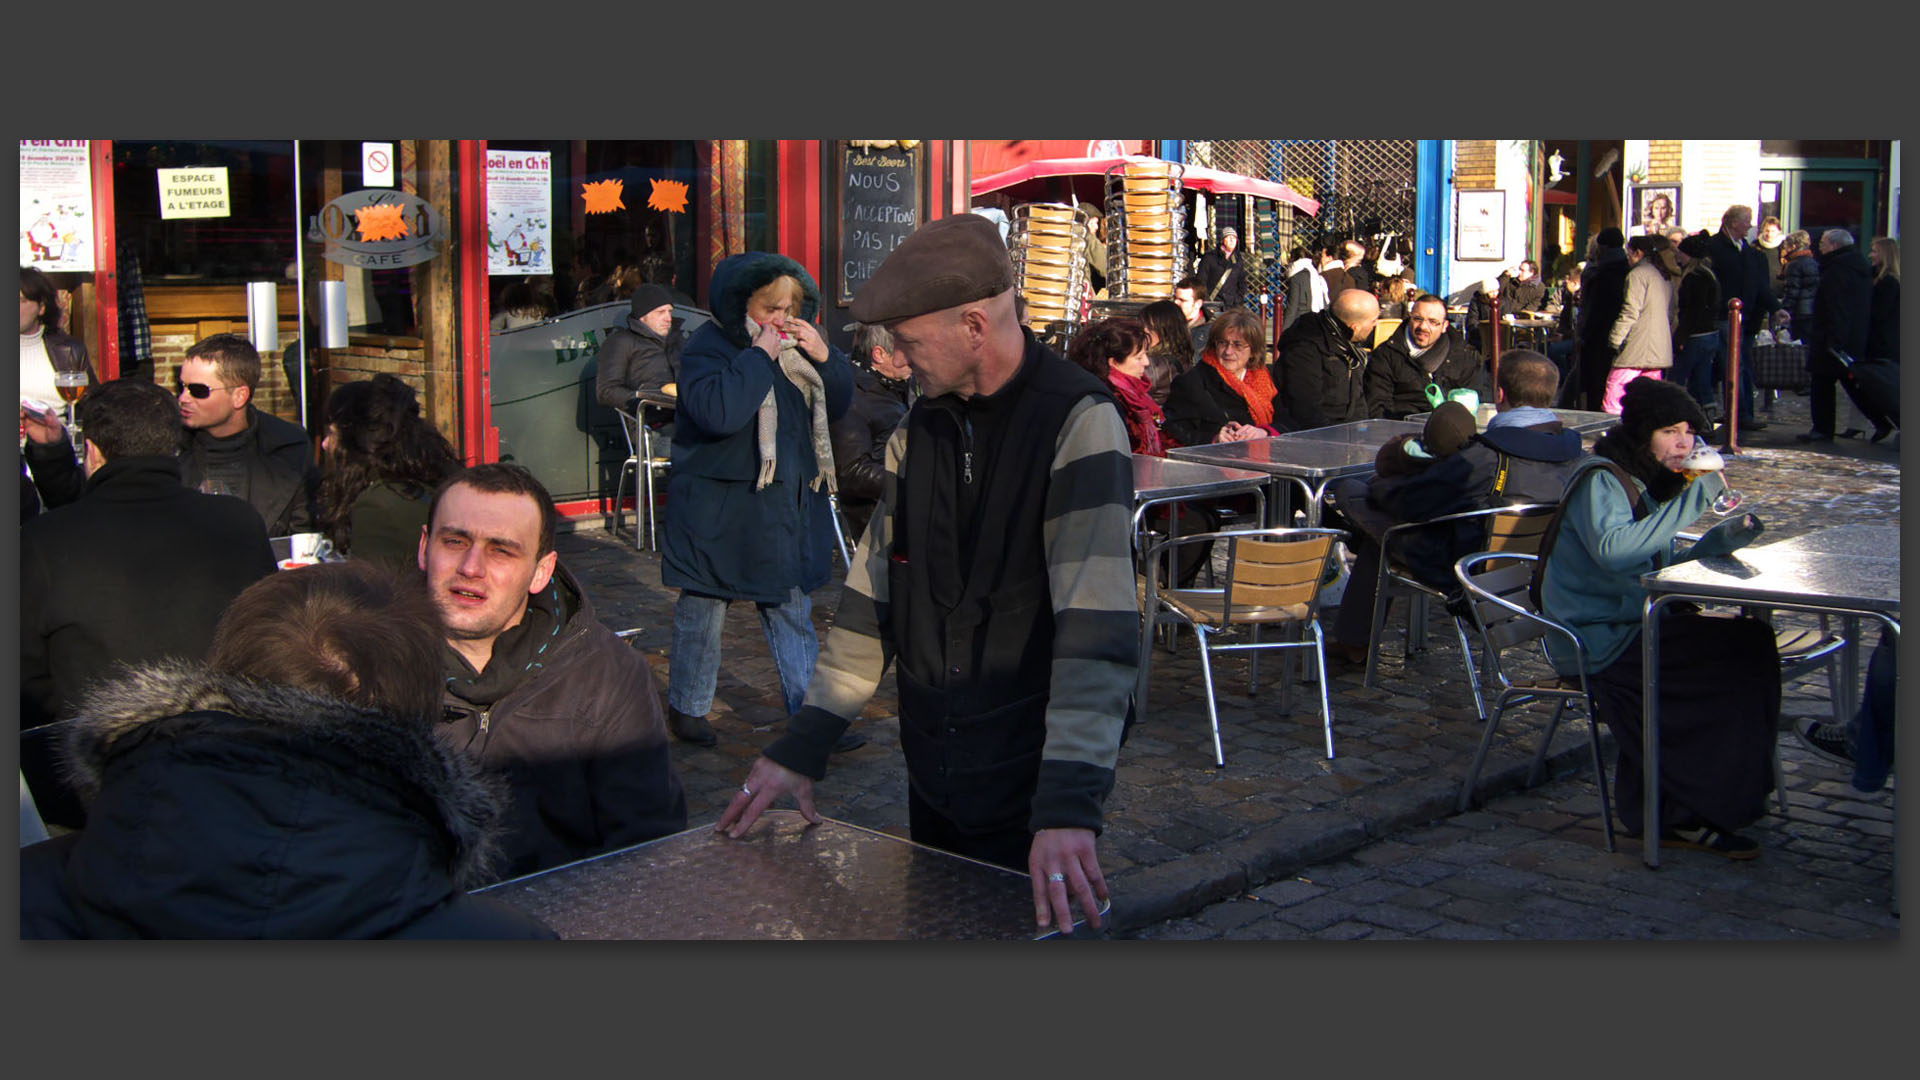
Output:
[747, 317, 836, 494]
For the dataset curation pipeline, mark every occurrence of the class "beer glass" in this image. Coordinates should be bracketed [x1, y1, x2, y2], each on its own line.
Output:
[1680, 435, 1742, 514]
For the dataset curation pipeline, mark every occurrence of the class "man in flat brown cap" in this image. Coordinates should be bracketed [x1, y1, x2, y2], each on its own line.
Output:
[718, 214, 1138, 934]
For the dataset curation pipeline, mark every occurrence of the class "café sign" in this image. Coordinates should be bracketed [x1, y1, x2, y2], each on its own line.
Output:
[317, 188, 444, 269]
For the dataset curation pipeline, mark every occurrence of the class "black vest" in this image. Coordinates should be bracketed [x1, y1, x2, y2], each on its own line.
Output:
[886, 334, 1114, 833]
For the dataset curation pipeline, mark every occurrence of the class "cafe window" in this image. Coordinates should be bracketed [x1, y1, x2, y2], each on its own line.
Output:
[483, 140, 777, 322]
[112, 140, 298, 283]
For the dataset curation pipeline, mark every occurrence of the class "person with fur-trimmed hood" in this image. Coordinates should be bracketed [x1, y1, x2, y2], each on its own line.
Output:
[659, 252, 856, 750]
[19, 561, 555, 938]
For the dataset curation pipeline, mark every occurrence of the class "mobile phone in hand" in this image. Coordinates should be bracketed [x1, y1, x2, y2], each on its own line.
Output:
[21, 398, 61, 423]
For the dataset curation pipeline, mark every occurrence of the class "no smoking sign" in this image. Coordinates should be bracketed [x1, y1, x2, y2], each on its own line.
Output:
[363, 142, 394, 187]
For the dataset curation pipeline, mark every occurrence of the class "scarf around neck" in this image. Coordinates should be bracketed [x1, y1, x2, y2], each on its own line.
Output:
[1203, 354, 1276, 429]
[748, 317, 836, 494]
[1108, 369, 1165, 456]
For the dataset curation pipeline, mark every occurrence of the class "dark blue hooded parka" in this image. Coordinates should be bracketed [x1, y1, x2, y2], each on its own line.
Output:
[661, 253, 854, 603]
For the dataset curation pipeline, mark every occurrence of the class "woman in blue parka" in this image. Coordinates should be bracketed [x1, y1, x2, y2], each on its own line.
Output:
[660, 252, 854, 748]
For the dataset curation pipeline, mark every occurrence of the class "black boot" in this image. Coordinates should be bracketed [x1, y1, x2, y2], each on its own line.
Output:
[666, 706, 718, 747]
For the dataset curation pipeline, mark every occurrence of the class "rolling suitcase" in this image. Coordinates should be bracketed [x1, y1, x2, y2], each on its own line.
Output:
[1835, 350, 1899, 426]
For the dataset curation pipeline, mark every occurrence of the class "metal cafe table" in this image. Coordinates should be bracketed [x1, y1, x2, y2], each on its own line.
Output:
[473, 811, 1099, 939]
[1638, 524, 1900, 869]
[1165, 420, 1422, 528]
[1130, 456, 1269, 548]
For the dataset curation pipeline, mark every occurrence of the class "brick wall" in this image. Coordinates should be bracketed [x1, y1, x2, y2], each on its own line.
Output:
[1454, 140, 1497, 188]
[1649, 140, 1683, 184]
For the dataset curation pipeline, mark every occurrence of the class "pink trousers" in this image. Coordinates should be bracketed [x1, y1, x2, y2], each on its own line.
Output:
[1603, 368, 1664, 414]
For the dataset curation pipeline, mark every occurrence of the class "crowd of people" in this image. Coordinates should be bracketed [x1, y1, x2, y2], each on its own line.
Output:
[14, 193, 1898, 936]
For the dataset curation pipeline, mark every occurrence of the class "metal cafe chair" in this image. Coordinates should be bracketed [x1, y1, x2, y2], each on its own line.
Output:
[612, 405, 673, 552]
[1141, 527, 1347, 766]
[1451, 552, 1615, 851]
[1364, 503, 1558, 717]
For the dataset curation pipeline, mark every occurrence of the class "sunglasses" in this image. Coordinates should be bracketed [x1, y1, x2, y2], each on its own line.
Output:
[177, 380, 239, 399]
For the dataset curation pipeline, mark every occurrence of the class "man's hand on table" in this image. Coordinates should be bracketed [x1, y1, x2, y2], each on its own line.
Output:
[1030, 827, 1107, 932]
[716, 754, 820, 838]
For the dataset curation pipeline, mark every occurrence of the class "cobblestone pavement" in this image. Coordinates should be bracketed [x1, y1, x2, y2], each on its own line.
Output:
[555, 388, 1901, 938]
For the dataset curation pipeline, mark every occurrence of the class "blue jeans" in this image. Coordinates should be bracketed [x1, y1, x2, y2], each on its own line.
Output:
[667, 588, 818, 718]
[1671, 330, 1720, 411]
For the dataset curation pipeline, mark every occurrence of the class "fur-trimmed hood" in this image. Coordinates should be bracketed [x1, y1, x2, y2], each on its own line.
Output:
[66, 661, 510, 890]
[707, 251, 821, 348]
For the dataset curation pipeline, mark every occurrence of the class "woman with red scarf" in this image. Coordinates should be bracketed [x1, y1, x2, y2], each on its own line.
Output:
[1162, 309, 1283, 446]
[1069, 317, 1164, 456]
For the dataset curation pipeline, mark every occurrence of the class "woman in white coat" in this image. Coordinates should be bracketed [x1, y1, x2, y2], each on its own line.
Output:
[1604, 234, 1679, 413]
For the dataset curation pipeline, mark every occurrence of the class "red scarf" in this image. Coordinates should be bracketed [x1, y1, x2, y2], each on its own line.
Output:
[1108, 369, 1166, 456]
[1203, 355, 1277, 429]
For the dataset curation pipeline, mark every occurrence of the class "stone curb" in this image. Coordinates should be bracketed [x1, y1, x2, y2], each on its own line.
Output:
[1104, 739, 1606, 934]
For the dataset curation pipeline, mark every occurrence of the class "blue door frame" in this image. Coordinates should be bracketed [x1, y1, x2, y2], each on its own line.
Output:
[1416, 140, 1450, 295]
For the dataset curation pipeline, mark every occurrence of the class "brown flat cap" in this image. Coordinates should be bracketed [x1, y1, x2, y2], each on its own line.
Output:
[848, 213, 1015, 324]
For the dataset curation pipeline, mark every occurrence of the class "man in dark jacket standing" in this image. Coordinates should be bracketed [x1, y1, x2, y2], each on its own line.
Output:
[719, 214, 1138, 935]
[1366, 293, 1490, 418]
[1706, 205, 1778, 431]
[1197, 226, 1245, 309]
[1275, 288, 1381, 430]
[593, 283, 684, 410]
[1327, 351, 1586, 661]
[20, 378, 276, 828]
[830, 321, 916, 539]
[1573, 228, 1632, 411]
[424, 464, 688, 881]
[176, 332, 319, 534]
[1798, 229, 1877, 443]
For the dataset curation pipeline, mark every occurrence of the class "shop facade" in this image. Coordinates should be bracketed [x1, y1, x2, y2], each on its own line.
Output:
[21, 138, 969, 517]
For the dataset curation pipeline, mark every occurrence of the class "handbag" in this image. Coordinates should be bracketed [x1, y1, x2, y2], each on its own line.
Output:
[1749, 343, 1809, 392]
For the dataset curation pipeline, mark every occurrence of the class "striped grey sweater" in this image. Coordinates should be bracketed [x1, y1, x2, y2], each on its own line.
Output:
[764, 393, 1139, 834]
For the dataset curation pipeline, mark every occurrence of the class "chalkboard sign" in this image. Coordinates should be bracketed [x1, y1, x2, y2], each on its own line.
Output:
[837, 142, 923, 305]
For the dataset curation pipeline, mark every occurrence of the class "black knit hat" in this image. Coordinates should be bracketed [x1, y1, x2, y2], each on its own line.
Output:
[1678, 231, 1713, 260]
[1618, 375, 1709, 440]
[629, 283, 675, 319]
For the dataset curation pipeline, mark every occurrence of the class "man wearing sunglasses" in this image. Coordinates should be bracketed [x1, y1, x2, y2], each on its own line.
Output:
[176, 333, 318, 535]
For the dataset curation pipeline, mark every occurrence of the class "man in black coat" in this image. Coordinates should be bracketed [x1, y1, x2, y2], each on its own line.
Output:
[830, 321, 916, 539]
[1798, 229, 1877, 443]
[1274, 288, 1380, 430]
[1706, 205, 1778, 430]
[1574, 228, 1631, 411]
[593, 283, 684, 411]
[176, 332, 320, 534]
[1366, 293, 1491, 418]
[1196, 227, 1246, 309]
[19, 379, 277, 828]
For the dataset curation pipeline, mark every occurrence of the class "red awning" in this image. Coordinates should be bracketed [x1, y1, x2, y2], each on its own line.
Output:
[971, 155, 1321, 216]
[1543, 188, 1577, 206]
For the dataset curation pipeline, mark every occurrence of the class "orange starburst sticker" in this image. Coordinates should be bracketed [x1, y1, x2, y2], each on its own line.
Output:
[354, 203, 411, 243]
[648, 178, 690, 214]
[582, 179, 626, 215]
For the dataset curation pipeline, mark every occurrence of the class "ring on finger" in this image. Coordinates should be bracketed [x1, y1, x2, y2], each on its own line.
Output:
[741, 785, 755, 797]
[1047, 872, 1066, 883]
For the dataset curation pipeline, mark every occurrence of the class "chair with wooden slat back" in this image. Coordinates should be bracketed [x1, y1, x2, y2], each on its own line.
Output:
[1452, 552, 1615, 851]
[1142, 527, 1347, 766]
[1365, 503, 1558, 714]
